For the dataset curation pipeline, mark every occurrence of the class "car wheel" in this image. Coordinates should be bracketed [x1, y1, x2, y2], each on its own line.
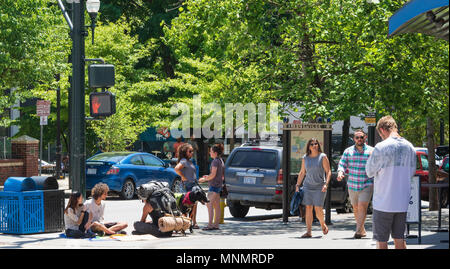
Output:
[120, 179, 135, 200]
[228, 200, 250, 218]
[171, 177, 184, 193]
[336, 197, 353, 214]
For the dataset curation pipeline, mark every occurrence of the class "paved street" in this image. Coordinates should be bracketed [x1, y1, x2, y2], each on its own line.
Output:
[0, 177, 448, 249]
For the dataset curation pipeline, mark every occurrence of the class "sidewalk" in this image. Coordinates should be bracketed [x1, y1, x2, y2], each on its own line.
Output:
[0, 175, 448, 249]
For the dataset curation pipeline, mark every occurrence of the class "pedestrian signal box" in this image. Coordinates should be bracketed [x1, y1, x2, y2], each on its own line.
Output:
[89, 91, 116, 118]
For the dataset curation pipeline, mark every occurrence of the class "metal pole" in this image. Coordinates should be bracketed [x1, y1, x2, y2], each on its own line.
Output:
[56, 79, 62, 179]
[39, 125, 43, 176]
[325, 130, 332, 225]
[70, 0, 86, 197]
[282, 129, 290, 223]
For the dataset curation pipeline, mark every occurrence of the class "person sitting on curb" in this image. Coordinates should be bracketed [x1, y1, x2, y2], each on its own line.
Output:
[64, 192, 96, 238]
[85, 183, 128, 236]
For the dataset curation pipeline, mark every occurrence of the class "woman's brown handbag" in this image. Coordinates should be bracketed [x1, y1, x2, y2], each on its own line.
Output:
[220, 182, 228, 198]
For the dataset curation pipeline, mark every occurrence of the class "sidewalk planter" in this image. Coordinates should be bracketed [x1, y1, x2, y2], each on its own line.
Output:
[42, 190, 65, 233]
[30, 176, 59, 190]
[3, 177, 37, 192]
[0, 191, 45, 234]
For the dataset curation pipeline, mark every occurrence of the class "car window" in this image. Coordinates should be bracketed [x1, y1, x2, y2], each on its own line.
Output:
[416, 155, 421, 170]
[141, 155, 163, 167]
[229, 150, 278, 169]
[89, 153, 129, 163]
[443, 157, 449, 173]
[130, 155, 144, 165]
[421, 155, 429, 171]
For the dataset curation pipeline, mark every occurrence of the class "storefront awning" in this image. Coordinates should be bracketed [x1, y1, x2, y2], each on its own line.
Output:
[388, 0, 449, 41]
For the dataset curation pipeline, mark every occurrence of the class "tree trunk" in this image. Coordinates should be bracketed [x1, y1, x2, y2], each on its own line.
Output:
[341, 118, 350, 154]
[427, 117, 439, 211]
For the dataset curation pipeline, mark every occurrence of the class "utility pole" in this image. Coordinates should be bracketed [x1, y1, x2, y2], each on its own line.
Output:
[70, 0, 87, 197]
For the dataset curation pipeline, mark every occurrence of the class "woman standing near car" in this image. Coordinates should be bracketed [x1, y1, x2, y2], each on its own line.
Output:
[199, 143, 225, 230]
[174, 143, 199, 229]
[295, 138, 332, 238]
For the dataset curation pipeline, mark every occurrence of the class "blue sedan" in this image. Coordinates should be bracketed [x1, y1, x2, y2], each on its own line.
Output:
[86, 152, 184, 199]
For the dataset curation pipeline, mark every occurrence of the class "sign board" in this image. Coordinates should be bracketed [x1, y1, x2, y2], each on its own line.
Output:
[281, 122, 332, 223]
[365, 112, 376, 126]
[40, 116, 48, 126]
[407, 176, 420, 223]
[282, 123, 333, 131]
[36, 100, 51, 116]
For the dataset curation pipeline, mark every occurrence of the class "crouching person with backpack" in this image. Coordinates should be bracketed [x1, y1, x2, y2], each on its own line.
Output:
[133, 199, 174, 237]
[133, 181, 187, 237]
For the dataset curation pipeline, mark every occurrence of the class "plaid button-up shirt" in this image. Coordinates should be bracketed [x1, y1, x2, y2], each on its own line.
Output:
[338, 144, 374, 191]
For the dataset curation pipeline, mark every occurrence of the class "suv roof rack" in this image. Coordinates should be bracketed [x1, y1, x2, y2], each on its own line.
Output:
[241, 138, 282, 147]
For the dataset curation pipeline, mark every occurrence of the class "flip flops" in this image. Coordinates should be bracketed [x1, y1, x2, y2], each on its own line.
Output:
[301, 233, 312, 238]
[202, 227, 220, 231]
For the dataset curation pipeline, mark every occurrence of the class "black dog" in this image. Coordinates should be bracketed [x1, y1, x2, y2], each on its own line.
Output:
[175, 186, 209, 232]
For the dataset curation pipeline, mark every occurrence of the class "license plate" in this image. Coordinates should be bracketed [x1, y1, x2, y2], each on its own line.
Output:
[243, 177, 256, 184]
[87, 168, 97, 175]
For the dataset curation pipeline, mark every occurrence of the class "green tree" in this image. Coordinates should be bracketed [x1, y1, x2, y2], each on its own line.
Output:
[0, 0, 69, 127]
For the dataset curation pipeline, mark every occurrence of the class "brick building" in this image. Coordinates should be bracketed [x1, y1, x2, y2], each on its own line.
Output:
[0, 135, 39, 186]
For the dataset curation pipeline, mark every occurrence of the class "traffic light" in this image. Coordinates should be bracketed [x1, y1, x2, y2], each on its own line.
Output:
[89, 91, 116, 118]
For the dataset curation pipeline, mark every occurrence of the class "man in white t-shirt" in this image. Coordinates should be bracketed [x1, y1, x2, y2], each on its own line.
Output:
[366, 115, 416, 249]
[86, 183, 128, 236]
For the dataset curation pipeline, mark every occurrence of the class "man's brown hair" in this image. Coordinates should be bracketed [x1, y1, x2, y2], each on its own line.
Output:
[92, 183, 109, 200]
[376, 115, 398, 132]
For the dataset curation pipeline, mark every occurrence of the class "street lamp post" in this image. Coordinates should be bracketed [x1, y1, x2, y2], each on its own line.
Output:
[58, 0, 100, 197]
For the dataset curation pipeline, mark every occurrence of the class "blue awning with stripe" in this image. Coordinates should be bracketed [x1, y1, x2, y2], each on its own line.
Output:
[388, 0, 449, 41]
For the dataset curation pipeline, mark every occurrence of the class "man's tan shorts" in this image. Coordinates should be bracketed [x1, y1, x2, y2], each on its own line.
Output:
[348, 185, 373, 206]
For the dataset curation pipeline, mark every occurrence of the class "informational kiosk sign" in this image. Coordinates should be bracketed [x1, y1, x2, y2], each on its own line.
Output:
[281, 122, 333, 223]
[406, 176, 422, 244]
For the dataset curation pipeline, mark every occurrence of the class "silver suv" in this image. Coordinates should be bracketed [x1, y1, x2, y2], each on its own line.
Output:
[225, 142, 358, 218]
[225, 144, 283, 218]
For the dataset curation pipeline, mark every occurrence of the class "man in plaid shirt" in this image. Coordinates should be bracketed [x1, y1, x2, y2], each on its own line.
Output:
[337, 129, 374, 239]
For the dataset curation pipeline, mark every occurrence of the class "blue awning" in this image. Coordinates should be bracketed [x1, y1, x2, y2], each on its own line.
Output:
[388, 0, 449, 41]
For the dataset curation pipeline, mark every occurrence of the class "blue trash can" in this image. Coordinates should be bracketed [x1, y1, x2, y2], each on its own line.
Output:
[3, 177, 37, 192]
[30, 176, 59, 190]
[0, 191, 45, 234]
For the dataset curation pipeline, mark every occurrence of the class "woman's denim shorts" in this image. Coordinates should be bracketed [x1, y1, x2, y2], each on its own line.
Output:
[208, 186, 222, 193]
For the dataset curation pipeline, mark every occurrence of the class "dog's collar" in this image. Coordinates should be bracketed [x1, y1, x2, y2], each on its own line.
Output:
[182, 192, 194, 206]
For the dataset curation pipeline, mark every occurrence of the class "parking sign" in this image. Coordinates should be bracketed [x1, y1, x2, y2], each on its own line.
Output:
[36, 100, 51, 116]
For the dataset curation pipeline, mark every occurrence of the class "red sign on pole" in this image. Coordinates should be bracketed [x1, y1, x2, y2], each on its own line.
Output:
[36, 100, 51, 116]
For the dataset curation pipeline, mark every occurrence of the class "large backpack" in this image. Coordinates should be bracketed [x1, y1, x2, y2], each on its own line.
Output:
[137, 181, 180, 216]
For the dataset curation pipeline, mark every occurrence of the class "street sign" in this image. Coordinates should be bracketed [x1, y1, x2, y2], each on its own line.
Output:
[40, 116, 48, 126]
[36, 100, 51, 116]
[365, 112, 376, 126]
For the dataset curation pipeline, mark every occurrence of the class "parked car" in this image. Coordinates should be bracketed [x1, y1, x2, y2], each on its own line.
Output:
[86, 152, 183, 200]
[224, 143, 358, 218]
[440, 155, 449, 173]
[415, 147, 444, 167]
[38, 159, 56, 174]
[436, 145, 449, 159]
[415, 150, 448, 207]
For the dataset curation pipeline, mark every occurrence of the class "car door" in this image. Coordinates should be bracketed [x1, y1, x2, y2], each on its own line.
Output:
[141, 154, 168, 184]
[129, 155, 147, 186]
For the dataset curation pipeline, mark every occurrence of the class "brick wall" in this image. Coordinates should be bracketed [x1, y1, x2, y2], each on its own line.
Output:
[0, 159, 24, 185]
[0, 135, 39, 186]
